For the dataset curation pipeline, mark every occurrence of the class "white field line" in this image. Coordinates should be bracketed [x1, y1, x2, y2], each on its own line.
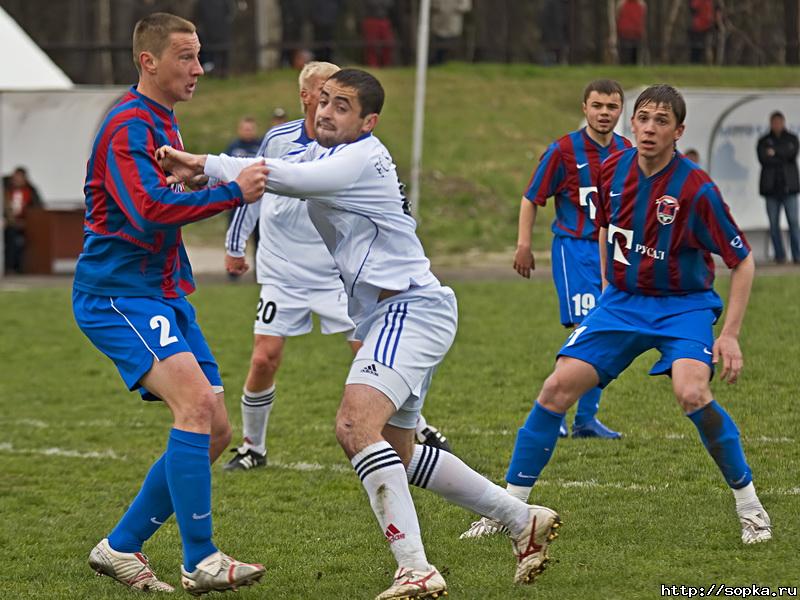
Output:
[0, 442, 123, 460]
[1, 442, 796, 496]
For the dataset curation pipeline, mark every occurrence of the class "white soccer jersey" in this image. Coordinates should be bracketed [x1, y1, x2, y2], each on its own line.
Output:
[207, 133, 439, 324]
[225, 118, 342, 289]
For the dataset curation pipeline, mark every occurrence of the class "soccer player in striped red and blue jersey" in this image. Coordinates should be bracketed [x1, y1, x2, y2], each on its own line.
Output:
[502, 84, 771, 546]
[72, 13, 267, 594]
[514, 80, 630, 442]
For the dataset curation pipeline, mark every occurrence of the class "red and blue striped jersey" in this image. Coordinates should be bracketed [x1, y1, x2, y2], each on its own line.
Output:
[523, 128, 631, 240]
[74, 86, 244, 298]
[596, 147, 750, 297]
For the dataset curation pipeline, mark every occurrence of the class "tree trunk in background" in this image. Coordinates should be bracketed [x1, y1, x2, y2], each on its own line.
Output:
[606, 0, 618, 63]
[661, 0, 683, 63]
[786, 0, 800, 64]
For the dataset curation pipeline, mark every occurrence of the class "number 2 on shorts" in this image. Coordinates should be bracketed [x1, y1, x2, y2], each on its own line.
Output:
[150, 315, 179, 347]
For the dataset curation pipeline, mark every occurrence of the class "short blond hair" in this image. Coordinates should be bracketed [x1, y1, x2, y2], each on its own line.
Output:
[132, 13, 196, 74]
[298, 61, 340, 112]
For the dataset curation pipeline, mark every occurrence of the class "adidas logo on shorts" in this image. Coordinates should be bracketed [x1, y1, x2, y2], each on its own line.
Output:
[360, 363, 379, 376]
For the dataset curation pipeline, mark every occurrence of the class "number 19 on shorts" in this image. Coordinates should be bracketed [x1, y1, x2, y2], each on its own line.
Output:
[571, 293, 596, 317]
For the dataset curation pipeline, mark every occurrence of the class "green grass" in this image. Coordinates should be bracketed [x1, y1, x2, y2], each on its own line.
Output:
[1, 274, 798, 599]
[177, 64, 800, 256]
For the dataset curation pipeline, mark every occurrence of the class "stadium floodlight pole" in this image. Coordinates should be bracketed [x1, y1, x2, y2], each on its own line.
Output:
[409, 0, 431, 221]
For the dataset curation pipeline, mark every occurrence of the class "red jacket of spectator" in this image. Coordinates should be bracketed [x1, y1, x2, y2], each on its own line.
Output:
[690, 0, 715, 33]
[617, 0, 646, 41]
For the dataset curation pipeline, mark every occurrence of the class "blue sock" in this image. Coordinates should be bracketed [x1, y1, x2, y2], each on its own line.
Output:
[108, 454, 174, 553]
[687, 400, 752, 489]
[506, 402, 564, 486]
[165, 428, 217, 572]
[574, 387, 602, 426]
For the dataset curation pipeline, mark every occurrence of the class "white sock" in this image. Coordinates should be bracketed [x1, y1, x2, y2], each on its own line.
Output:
[352, 441, 429, 570]
[415, 414, 428, 437]
[506, 483, 533, 503]
[732, 482, 761, 513]
[407, 445, 530, 536]
[240, 385, 275, 455]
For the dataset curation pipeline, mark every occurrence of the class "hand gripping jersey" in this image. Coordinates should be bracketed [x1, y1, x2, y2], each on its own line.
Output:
[207, 133, 439, 324]
[225, 118, 343, 289]
[524, 128, 631, 240]
[596, 148, 751, 298]
[74, 86, 243, 298]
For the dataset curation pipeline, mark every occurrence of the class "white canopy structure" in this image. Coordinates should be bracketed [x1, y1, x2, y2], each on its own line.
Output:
[1, 7, 124, 275]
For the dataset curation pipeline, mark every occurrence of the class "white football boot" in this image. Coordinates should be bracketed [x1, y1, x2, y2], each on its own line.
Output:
[459, 516, 509, 539]
[739, 507, 772, 544]
[511, 505, 561, 584]
[375, 565, 447, 600]
[180, 551, 265, 595]
[89, 538, 174, 592]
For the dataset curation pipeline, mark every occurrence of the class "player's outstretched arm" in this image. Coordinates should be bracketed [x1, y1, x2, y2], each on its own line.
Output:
[513, 198, 537, 278]
[713, 253, 755, 384]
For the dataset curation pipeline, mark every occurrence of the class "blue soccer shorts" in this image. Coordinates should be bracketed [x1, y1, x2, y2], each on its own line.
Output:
[557, 287, 717, 388]
[551, 236, 602, 327]
[73, 291, 222, 400]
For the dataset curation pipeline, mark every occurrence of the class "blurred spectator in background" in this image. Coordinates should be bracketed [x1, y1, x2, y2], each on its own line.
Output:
[310, 0, 342, 62]
[362, 0, 395, 67]
[280, 0, 310, 67]
[539, 0, 570, 65]
[683, 148, 701, 164]
[292, 48, 314, 69]
[195, 0, 235, 77]
[430, 0, 472, 65]
[688, 0, 717, 64]
[757, 111, 800, 264]
[270, 107, 289, 128]
[617, 0, 647, 65]
[225, 117, 262, 277]
[3, 167, 42, 274]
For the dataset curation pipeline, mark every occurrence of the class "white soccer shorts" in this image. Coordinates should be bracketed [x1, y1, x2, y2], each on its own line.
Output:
[252, 283, 355, 338]
[346, 285, 457, 429]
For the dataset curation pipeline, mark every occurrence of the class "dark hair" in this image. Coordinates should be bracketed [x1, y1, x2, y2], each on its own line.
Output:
[583, 79, 624, 103]
[327, 69, 385, 117]
[633, 84, 687, 125]
[770, 111, 785, 121]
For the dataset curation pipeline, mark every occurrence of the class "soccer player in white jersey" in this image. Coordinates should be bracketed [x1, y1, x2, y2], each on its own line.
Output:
[159, 69, 560, 599]
[223, 62, 451, 471]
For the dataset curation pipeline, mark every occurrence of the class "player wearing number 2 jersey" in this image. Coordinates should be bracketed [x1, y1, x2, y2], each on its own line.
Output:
[499, 84, 771, 548]
[71, 12, 265, 595]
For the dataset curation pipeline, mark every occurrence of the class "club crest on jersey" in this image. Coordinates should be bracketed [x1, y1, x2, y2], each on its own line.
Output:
[655, 195, 679, 225]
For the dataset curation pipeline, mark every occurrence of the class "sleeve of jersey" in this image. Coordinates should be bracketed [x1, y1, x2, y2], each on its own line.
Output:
[691, 183, 751, 268]
[261, 148, 367, 202]
[106, 122, 243, 230]
[225, 199, 260, 256]
[522, 143, 565, 206]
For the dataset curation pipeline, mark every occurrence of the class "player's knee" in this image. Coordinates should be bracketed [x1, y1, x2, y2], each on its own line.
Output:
[177, 390, 218, 427]
[675, 384, 712, 412]
[538, 373, 575, 411]
[250, 350, 281, 377]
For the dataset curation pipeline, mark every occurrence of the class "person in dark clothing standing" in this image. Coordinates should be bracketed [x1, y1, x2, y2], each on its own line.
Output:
[757, 111, 800, 264]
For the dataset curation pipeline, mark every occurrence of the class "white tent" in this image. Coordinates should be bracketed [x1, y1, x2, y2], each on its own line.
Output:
[0, 6, 72, 91]
[1, 6, 124, 275]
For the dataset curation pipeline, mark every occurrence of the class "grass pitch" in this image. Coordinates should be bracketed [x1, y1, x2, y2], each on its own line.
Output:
[1, 274, 798, 599]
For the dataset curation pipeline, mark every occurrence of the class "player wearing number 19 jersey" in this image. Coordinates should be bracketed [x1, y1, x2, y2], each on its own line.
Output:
[516, 80, 630, 442]
[502, 85, 771, 547]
